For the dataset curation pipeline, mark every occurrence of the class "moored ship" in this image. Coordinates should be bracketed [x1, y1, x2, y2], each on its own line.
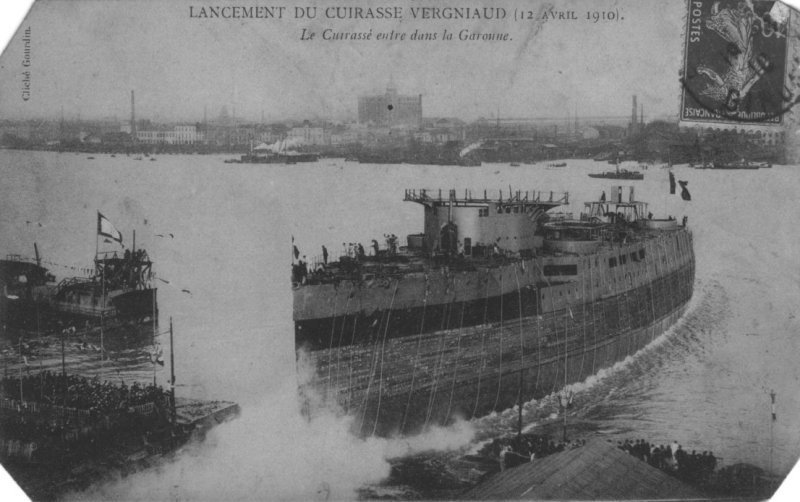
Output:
[293, 186, 694, 437]
[1, 214, 158, 334]
[589, 164, 644, 180]
[49, 247, 157, 323]
[0, 245, 56, 330]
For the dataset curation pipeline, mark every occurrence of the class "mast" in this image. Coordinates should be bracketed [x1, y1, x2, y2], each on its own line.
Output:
[18, 336, 24, 403]
[61, 326, 66, 378]
[34, 242, 40, 267]
[516, 370, 523, 439]
[95, 212, 100, 262]
[153, 288, 157, 387]
[170, 317, 176, 424]
[100, 259, 105, 361]
[770, 389, 776, 476]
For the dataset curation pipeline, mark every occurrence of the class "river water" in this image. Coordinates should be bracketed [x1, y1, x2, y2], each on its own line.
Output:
[1, 150, 799, 500]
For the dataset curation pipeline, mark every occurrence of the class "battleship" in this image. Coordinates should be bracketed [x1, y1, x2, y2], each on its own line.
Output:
[293, 185, 694, 437]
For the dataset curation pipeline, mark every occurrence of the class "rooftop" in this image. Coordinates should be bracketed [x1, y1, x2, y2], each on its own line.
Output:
[460, 438, 703, 500]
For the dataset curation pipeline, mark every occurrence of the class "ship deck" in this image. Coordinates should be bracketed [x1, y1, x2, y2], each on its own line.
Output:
[296, 225, 684, 287]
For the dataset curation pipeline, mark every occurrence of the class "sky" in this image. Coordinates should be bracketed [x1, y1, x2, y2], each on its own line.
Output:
[0, 0, 693, 123]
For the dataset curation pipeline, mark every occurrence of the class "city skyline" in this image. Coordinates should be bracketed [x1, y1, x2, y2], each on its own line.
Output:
[0, 0, 687, 123]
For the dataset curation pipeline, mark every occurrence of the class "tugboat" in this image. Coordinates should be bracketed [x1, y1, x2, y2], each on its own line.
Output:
[43, 214, 158, 328]
[293, 186, 694, 437]
[49, 248, 157, 323]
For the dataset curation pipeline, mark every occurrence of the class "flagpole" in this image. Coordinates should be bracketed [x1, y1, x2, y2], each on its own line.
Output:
[95, 212, 100, 261]
[770, 389, 776, 476]
[153, 288, 157, 387]
[100, 261, 105, 362]
[19, 336, 24, 404]
[61, 325, 66, 378]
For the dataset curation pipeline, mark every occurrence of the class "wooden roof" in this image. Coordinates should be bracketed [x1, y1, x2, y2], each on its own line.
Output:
[460, 438, 704, 500]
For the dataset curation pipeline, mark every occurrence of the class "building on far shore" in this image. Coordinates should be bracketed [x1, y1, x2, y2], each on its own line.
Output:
[358, 83, 422, 129]
[135, 124, 204, 144]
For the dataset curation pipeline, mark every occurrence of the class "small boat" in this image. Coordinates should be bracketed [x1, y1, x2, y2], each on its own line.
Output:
[87, 156, 95, 160]
[510, 162, 520, 167]
[547, 162, 567, 168]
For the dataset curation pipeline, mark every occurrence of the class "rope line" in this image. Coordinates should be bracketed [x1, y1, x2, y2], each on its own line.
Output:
[578, 257, 587, 381]
[371, 280, 399, 436]
[513, 264, 525, 413]
[590, 256, 598, 375]
[333, 285, 353, 402]
[445, 278, 467, 422]
[325, 287, 340, 402]
[346, 307, 359, 414]
[358, 293, 390, 435]
[399, 276, 429, 434]
[472, 270, 492, 418]
[424, 274, 456, 429]
[491, 271, 504, 412]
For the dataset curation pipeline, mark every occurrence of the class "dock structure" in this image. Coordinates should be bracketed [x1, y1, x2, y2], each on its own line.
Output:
[460, 439, 702, 500]
[175, 397, 240, 430]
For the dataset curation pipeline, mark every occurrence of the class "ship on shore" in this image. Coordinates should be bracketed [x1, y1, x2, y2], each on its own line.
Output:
[293, 185, 695, 437]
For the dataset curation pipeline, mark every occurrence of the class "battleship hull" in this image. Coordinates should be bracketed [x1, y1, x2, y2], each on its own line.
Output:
[295, 228, 695, 436]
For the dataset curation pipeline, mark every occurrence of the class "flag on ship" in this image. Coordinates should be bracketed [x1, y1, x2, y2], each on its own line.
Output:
[150, 345, 164, 366]
[669, 171, 676, 194]
[97, 212, 123, 244]
[678, 180, 691, 201]
[771, 390, 777, 421]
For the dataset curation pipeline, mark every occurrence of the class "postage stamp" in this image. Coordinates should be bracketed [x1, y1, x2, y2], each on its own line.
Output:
[681, 0, 791, 124]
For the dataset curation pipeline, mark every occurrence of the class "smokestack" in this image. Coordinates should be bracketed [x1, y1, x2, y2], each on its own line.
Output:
[631, 95, 637, 131]
[574, 104, 578, 136]
[130, 90, 136, 137]
[640, 103, 644, 127]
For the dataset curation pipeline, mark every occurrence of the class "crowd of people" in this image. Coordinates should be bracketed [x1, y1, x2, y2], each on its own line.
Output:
[479, 434, 588, 470]
[617, 438, 718, 486]
[1, 371, 168, 414]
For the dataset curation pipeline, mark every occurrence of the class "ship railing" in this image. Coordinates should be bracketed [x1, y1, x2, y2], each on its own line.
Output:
[404, 188, 569, 205]
[50, 301, 116, 317]
[547, 212, 574, 221]
[55, 276, 94, 289]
